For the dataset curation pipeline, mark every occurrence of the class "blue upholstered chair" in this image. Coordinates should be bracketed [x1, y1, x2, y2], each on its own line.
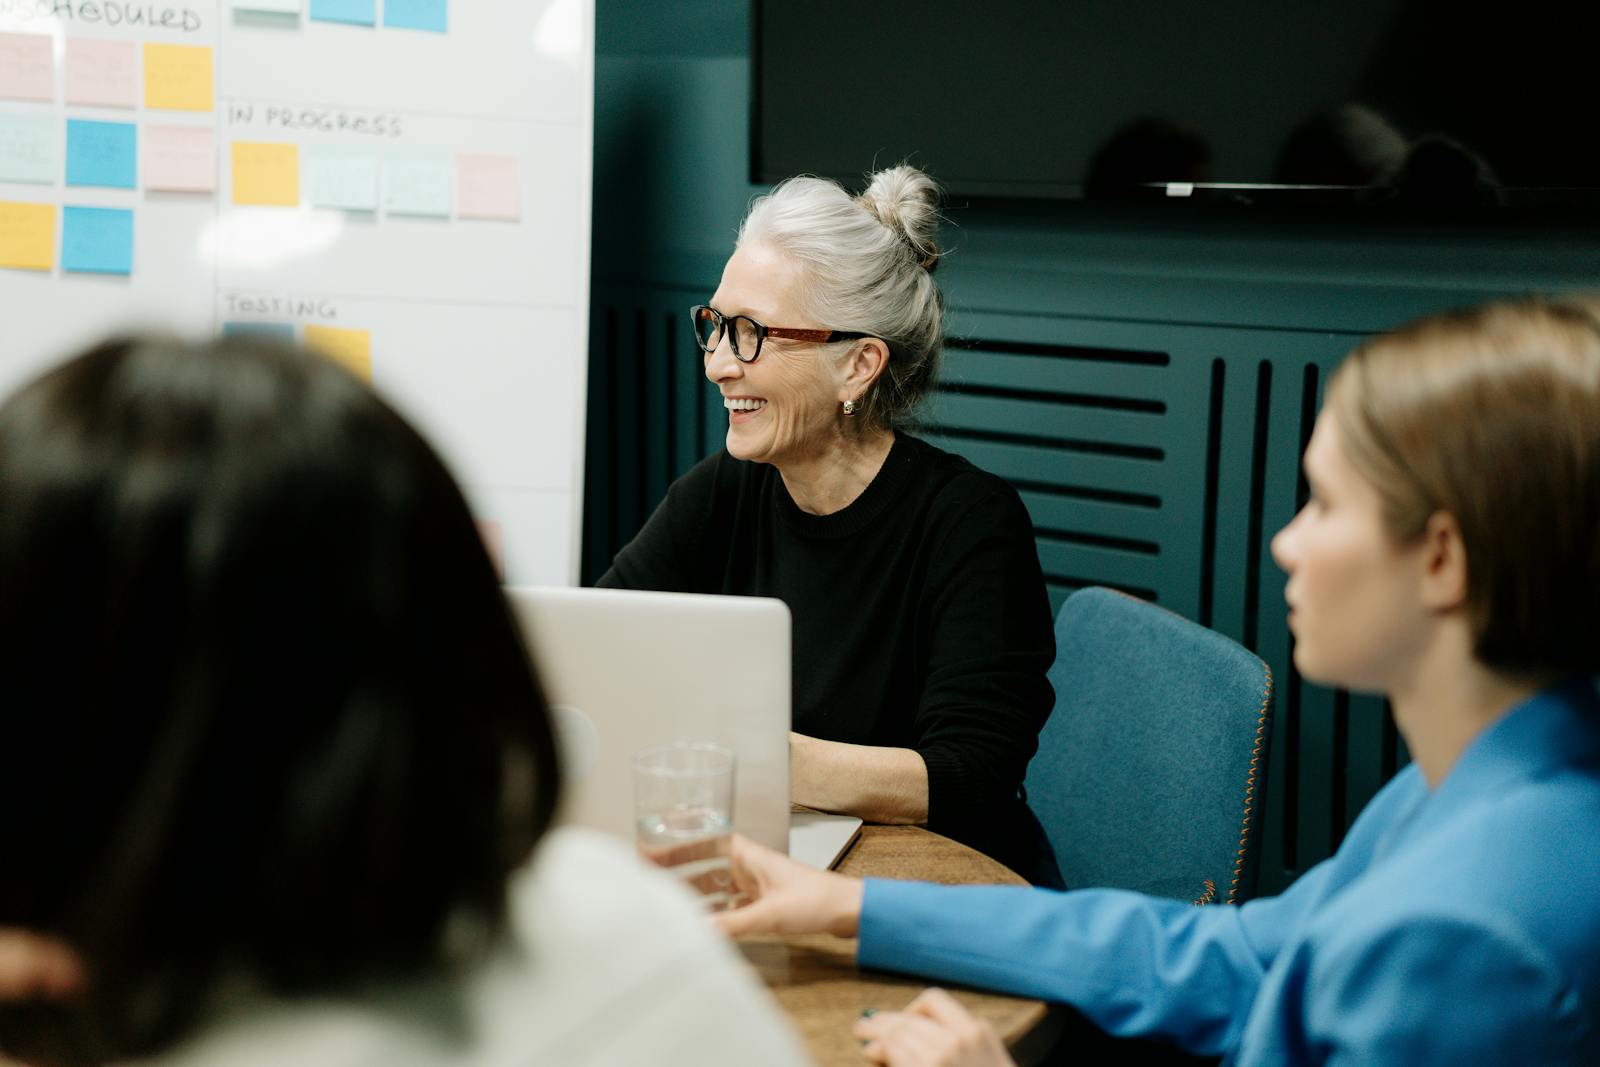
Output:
[1025, 587, 1275, 904]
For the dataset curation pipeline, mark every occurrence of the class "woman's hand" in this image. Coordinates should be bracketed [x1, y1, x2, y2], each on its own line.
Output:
[712, 834, 865, 938]
[0, 929, 83, 1001]
[855, 988, 1017, 1067]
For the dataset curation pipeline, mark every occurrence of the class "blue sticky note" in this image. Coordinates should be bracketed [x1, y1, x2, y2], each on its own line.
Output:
[66, 119, 137, 189]
[62, 205, 134, 274]
[384, 0, 445, 32]
[223, 321, 295, 340]
[309, 0, 375, 26]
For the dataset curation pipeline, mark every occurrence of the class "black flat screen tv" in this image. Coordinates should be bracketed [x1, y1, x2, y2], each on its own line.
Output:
[753, 0, 1600, 208]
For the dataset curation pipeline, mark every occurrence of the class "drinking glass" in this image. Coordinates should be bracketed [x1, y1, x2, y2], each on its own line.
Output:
[632, 741, 736, 910]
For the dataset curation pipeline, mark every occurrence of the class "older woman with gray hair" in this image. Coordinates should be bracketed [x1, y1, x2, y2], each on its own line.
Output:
[599, 166, 1060, 885]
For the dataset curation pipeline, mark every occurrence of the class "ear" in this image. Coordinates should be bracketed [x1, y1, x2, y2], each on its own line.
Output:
[838, 338, 891, 401]
[1418, 510, 1469, 613]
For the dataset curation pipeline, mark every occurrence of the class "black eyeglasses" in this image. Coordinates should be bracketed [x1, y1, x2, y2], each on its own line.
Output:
[690, 305, 871, 364]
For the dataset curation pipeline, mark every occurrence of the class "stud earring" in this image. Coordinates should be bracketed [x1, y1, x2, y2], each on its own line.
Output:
[842, 398, 858, 416]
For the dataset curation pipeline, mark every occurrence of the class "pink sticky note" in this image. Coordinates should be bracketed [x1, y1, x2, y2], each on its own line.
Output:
[0, 33, 54, 103]
[144, 125, 215, 193]
[65, 38, 138, 108]
[455, 153, 520, 220]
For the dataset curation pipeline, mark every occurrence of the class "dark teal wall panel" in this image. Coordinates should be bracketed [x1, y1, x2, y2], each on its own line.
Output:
[1014, 490, 1163, 544]
[590, 3, 1600, 895]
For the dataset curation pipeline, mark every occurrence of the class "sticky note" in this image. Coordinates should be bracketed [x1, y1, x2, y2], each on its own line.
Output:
[144, 125, 215, 193]
[383, 153, 451, 217]
[62, 205, 134, 275]
[0, 33, 53, 103]
[304, 325, 371, 381]
[231, 142, 299, 206]
[455, 153, 520, 220]
[0, 201, 55, 272]
[65, 38, 139, 108]
[309, 0, 375, 26]
[66, 120, 138, 190]
[0, 115, 56, 185]
[223, 321, 295, 339]
[232, 0, 302, 12]
[305, 146, 378, 210]
[385, 0, 447, 32]
[144, 43, 214, 112]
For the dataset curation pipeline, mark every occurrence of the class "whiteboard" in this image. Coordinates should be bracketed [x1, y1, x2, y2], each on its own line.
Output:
[0, 0, 593, 586]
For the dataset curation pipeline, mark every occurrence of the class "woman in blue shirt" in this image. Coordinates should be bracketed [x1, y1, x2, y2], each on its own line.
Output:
[714, 297, 1600, 1066]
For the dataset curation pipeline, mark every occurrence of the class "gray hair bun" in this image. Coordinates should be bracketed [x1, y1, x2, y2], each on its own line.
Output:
[855, 165, 943, 273]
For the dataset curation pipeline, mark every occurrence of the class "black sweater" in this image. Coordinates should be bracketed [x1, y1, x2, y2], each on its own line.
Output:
[598, 433, 1058, 878]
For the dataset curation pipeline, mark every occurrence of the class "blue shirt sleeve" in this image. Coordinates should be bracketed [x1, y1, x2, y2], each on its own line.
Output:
[857, 861, 1337, 1056]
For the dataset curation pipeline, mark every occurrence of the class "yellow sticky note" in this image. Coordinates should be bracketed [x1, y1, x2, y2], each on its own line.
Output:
[304, 325, 372, 382]
[144, 43, 214, 111]
[0, 200, 55, 272]
[231, 142, 300, 206]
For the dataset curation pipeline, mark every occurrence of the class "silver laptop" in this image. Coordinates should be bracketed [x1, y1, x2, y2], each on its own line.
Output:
[506, 586, 861, 869]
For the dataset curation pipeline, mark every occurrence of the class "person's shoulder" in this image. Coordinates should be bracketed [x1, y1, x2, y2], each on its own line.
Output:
[1314, 775, 1600, 976]
[493, 828, 811, 1065]
[899, 433, 1025, 515]
[510, 827, 710, 947]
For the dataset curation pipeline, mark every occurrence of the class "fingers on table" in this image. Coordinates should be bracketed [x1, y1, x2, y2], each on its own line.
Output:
[907, 987, 978, 1024]
[856, 1011, 949, 1065]
[712, 896, 775, 937]
[855, 988, 1015, 1067]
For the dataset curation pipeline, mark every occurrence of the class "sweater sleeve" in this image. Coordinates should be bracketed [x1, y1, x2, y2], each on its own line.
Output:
[911, 482, 1056, 858]
[596, 451, 730, 593]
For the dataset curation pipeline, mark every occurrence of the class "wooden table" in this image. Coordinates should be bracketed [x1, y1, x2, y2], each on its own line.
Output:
[737, 825, 1061, 1066]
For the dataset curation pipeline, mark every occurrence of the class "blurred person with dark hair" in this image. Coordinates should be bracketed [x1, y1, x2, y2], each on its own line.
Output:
[0, 335, 807, 1067]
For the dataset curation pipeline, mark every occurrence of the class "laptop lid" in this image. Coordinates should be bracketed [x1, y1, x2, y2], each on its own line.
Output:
[506, 586, 791, 854]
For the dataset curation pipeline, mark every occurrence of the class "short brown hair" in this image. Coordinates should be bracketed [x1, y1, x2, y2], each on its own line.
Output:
[1325, 297, 1600, 679]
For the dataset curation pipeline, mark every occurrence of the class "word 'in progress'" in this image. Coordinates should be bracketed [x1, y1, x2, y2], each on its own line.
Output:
[229, 103, 403, 139]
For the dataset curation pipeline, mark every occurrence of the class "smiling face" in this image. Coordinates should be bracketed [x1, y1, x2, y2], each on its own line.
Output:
[1270, 413, 1434, 693]
[702, 241, 854, 470]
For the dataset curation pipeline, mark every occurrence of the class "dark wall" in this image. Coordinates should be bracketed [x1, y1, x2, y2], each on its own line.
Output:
[586, 1, 1600, 894]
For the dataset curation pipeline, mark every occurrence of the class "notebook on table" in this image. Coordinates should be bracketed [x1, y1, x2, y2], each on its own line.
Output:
[505, 585, 862, 870]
